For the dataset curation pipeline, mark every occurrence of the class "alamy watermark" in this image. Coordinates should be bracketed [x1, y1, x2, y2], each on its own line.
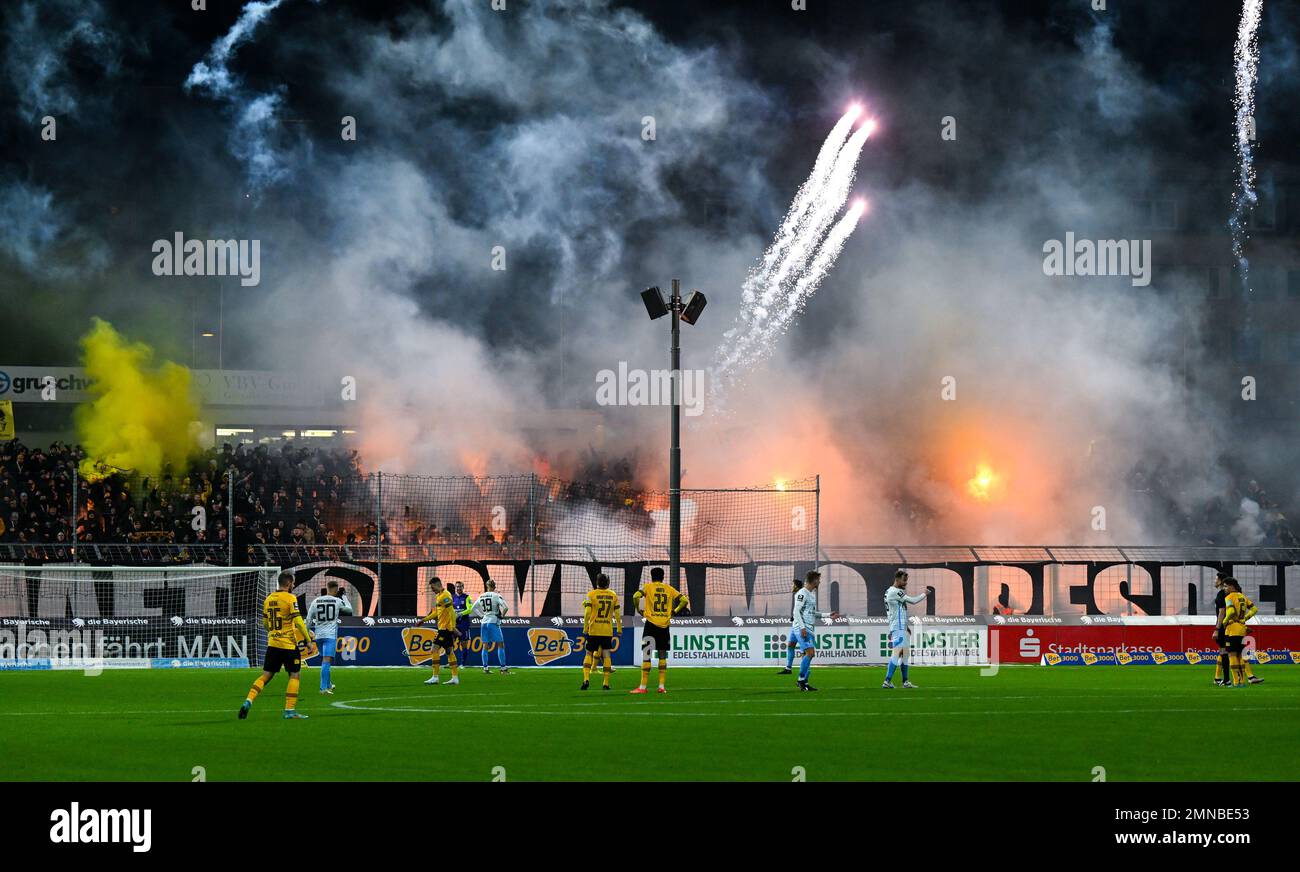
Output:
[151, 232, 261, 287]
[595, 363, 706, 417]
[1042, 233, 1151, 287]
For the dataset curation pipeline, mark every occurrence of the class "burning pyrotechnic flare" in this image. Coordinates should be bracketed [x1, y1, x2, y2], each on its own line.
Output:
[966, 462, 1004, 503]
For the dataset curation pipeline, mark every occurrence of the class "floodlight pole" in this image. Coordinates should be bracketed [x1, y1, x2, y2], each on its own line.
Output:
[669, 279, 682, 590]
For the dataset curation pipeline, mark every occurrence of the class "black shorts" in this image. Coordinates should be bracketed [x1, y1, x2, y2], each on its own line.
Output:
[586, 634, 614, 651]
[1223, 635, 1245, 654]
[1216, 631, 1228, 648]
[262, 646, 302, 675]
[435, 630, 457, 651]
[642, 622, 670, 652]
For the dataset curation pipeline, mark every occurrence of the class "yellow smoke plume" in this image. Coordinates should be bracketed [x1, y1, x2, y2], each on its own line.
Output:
[75, 319, 201, 482]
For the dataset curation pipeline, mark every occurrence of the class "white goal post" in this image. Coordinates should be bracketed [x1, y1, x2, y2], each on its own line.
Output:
[0, 565, 280, 671]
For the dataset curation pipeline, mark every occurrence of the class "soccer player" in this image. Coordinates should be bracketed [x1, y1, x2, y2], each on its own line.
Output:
[1213, 573, 1261, 686]
[790, 570, 835, 691]
[472, 579, 511, 673]
[630, 567, 690, 694]
[307, 579, 353, 695]
[883, 568, 925, 689]
[239, 571, 314, 720]
[581, 573, 622, 690]
[778, 577, 803, 675]
[414, 577, 461, 686]
[1222, 578, 1259, 688]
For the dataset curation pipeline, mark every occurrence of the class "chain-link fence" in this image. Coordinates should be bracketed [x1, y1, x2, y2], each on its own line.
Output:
[0, 455, 820, 574]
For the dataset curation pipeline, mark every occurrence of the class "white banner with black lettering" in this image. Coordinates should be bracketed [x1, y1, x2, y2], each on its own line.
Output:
[634, 617, 987, 666]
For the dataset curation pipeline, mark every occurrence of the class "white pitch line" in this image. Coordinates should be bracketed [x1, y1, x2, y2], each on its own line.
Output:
[330, 696, 1300, 719]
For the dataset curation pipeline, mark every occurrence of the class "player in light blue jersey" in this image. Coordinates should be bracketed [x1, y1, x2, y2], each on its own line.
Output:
[883, 569, 926, 689]
[777, 577, 803, 675]
[306, 579, 354, 694]
[472, 579, 511, 673]
[790, 570, 836, 691]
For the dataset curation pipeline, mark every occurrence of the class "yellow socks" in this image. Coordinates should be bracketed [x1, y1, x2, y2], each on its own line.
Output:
[640, 662, 651, 689]
[583, 653, 593, 683]
[285, 675, 300, 711]
[246, 675, 267, 704]
[658, 663, 667, 689]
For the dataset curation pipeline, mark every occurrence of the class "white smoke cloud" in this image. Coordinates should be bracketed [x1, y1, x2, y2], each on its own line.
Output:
[1, 0, 1284, 548]
[1232, 497, 1265, 546]
[3, 0, 120, 123]
[184, 0, 296, 192]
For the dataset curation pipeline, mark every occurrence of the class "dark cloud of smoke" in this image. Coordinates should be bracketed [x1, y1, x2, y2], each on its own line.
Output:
[2, 0, 1297, 545]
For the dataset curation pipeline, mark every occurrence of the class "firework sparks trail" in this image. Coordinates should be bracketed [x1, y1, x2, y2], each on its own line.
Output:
[754, 119, 874, 318]
[771, 199, 866, 330]
[1229, 0, 1264, 300]
[738, 106, 861, 316]
[713, 114, 874, 398]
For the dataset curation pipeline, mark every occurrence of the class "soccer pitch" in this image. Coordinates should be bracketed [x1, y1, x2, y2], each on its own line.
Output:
[3, 666, 1297, 781]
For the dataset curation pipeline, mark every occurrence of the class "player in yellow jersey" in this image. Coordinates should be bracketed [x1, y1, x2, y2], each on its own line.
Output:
[414, 577, 461, 686]
[630, 567, 690, 695]
[239, 571, 314, 720]
[1222, 578, 1259, 688]
[581, 573, 622, 691]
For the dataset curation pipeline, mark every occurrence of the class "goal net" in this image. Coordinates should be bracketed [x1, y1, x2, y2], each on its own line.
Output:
[0, 565, 278, 670]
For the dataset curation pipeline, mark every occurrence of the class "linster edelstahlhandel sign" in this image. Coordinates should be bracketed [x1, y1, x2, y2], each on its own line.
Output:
[651, 616, 988, 667]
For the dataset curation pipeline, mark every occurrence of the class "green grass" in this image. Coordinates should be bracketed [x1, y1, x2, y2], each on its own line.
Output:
[2, 665, 1297, 781]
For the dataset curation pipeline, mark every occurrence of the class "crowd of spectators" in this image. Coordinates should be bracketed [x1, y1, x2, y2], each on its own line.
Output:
[560, 454, 654, 523]
[7, 437, 1298, 564]
[0, 439, 658, 564]
[1130, 465, 1300, 547]
[0, 439, 370, 564]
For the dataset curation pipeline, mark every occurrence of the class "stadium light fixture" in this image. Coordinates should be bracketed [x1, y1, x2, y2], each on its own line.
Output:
[680, 290, 708, 325]
[642, 278, 705, 600]
[641, 286, 669, 320]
